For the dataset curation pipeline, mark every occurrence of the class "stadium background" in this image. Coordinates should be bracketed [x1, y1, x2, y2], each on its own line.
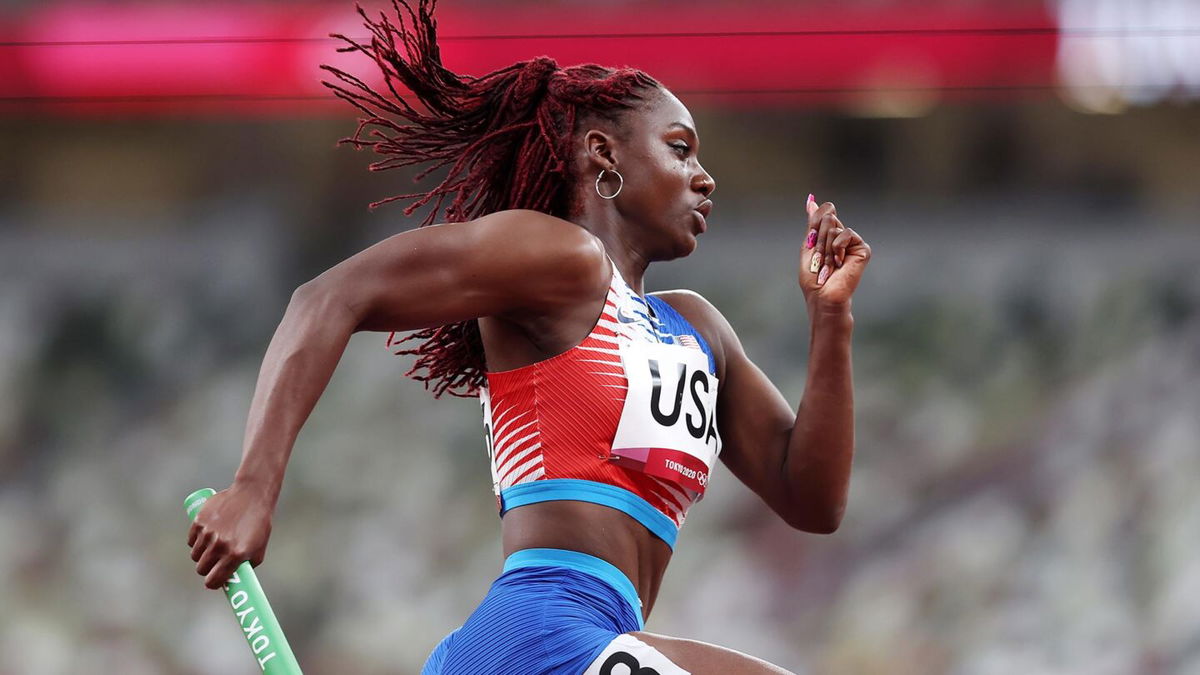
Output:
[1, 0, 1198, 673]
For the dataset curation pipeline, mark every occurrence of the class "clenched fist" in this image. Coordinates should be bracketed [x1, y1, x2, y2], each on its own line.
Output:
[799, 194, 871, 313]
[187, 482, 274, 589]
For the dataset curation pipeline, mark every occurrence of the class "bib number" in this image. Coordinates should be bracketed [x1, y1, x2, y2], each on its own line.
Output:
[611, 340, 721, 495]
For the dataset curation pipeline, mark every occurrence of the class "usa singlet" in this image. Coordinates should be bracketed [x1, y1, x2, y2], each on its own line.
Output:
[478, 255, 722, 549]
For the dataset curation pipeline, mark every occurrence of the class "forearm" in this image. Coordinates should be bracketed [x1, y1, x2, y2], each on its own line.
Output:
[233, 284, 356, 506]
[784, 302, 855, 531]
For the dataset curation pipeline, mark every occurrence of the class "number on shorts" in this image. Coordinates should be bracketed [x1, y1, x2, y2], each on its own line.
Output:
[600, 650, 660, 675]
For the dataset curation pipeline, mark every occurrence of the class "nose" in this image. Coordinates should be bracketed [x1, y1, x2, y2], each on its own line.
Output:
[693, 165, 716, 198]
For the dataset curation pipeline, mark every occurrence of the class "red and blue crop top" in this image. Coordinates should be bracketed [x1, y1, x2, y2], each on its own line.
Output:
[475, 256, 722, 549]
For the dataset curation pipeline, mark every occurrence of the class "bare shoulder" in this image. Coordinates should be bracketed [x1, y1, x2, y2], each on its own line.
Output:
[470, 209, 610, 303]
[473, 208, 593, 243]
[472, 207, 600, 254]
[309, 208, 612, 333]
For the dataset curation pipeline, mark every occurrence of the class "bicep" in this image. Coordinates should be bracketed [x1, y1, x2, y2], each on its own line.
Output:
[305, 210, 607, 333]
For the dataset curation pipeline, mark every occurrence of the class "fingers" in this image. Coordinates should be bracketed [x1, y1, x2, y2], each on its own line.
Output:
[816, 206, 842, 286]
[187, 521, 200, 548]
[195, 534, 248, 589]
[806, 201, 836, 271]
[831, 227, 861, 268]
[205, 555, 243, 590]
[190, 524, 251, 589]
[804, 195, 819, 252]
[804, 196, 843, 286]
[195, 536, 225, 576]
[190, 528, 211, 562]
[816, 209, 841, 263]
[803, 196, 866, 288]
[801, 194, 872, 295]
[806, 197, 832, 241]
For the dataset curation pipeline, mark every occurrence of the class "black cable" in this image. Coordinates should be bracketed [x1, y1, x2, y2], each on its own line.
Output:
[1, 27, 1198, 48]
[0, 84, 1183, 105]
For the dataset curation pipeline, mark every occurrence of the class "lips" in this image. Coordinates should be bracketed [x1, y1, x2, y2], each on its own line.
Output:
[692, 200, 713, 234]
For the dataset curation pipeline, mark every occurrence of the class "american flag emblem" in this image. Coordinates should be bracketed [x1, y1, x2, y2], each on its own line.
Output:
[674, 334, 702, 351]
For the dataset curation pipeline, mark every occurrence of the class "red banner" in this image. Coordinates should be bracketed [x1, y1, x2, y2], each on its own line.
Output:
[0, 2, 1059, 116]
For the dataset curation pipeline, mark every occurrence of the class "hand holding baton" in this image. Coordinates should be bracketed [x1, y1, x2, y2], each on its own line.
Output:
[185, 488, 303, 674]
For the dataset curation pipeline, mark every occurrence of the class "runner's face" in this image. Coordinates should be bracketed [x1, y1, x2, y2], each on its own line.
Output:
[611, 89, 716, 259]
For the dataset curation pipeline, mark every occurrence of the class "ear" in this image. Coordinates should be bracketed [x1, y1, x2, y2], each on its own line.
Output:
[583, 129, 618, 172]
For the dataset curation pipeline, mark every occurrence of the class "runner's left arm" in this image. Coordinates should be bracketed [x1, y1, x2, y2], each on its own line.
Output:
[696, 198, 870, 533]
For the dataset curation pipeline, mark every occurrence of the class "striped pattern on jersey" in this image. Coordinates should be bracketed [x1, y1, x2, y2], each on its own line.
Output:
[481, 258, 717, 538]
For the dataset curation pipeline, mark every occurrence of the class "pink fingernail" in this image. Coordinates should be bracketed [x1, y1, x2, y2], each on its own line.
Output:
[807, 193, 815, 204]
[817, 265, 830, 285]
[805, 229, 818, 249]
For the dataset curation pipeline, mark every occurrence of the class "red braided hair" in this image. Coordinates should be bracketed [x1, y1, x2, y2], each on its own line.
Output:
[321, 0, 661, 399]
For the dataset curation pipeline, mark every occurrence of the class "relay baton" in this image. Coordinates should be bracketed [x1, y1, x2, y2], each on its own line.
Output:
[185, 488, 303, 674]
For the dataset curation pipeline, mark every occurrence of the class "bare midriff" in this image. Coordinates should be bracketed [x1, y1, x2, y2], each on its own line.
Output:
[500, 500, 674, 623]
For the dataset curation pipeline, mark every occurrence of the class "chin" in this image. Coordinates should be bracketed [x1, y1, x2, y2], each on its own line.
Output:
[672, 234, 699, 259]
[647, 222, 699, 260]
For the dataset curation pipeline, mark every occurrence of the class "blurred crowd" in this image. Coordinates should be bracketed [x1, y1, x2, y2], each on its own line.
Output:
[1, 31, 1199, 675]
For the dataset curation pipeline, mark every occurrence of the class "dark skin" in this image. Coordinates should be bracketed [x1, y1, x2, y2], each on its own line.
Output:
[188, 88, 870, 673]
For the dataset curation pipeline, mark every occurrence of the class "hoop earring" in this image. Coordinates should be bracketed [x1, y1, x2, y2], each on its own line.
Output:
[595, 168, 623, 200]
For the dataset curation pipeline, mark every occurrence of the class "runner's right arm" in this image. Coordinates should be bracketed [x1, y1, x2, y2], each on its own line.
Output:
[187, 210, 607, 589]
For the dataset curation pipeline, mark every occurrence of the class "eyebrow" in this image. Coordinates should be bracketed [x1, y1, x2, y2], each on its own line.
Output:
[668, 122, 697, 138]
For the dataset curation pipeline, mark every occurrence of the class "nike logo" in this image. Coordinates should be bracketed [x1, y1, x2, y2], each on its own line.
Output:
[615, 303, 641, 324]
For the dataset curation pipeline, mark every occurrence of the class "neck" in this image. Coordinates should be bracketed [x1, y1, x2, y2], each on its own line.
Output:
[575, 210, 650, 297]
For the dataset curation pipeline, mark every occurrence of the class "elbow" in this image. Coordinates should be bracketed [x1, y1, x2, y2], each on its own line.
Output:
[802, 515, 843, 535]
[783, 502, 845, 535]
[289, 278, 358, 328]
[292, 270, 336, 302]
[291, 279, 319, 305]
[288, 279, 327, 314]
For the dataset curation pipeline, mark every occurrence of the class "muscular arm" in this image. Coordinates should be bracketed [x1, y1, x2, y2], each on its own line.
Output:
[234, 210, 609, 505]
[659, 291, 855, 534]
[231, 284, 355, 505]
[189, 210, 609, 588]
[779, 306, 855, 532]
[677, 199, 868, 534]
[237, 210, 609, 499]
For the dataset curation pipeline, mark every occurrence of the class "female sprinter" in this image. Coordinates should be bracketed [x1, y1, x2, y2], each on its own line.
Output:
[187, 1, 871, 672]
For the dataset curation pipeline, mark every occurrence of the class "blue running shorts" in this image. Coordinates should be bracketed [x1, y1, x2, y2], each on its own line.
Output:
[422, 548, 687, 674]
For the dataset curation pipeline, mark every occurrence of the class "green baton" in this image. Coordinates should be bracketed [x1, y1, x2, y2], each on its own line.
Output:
[185, 488, 303, 674]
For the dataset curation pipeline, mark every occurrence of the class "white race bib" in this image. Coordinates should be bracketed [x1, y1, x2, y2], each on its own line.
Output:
[610, 339, 721, 495]
[584, 634, 691, 674]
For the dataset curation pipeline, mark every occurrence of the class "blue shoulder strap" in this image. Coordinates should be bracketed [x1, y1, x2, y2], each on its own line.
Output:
[644, 295, 718, 375]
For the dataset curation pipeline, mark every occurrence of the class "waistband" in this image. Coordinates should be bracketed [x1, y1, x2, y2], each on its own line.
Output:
[503, 547, 645, 631]
[500, 479, 679, 549]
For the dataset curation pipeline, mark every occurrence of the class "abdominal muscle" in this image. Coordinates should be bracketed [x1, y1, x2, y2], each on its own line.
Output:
[500, 500, 674, 623]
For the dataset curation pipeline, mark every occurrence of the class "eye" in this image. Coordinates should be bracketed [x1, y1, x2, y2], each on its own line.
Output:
[669, 141, 691, 156]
